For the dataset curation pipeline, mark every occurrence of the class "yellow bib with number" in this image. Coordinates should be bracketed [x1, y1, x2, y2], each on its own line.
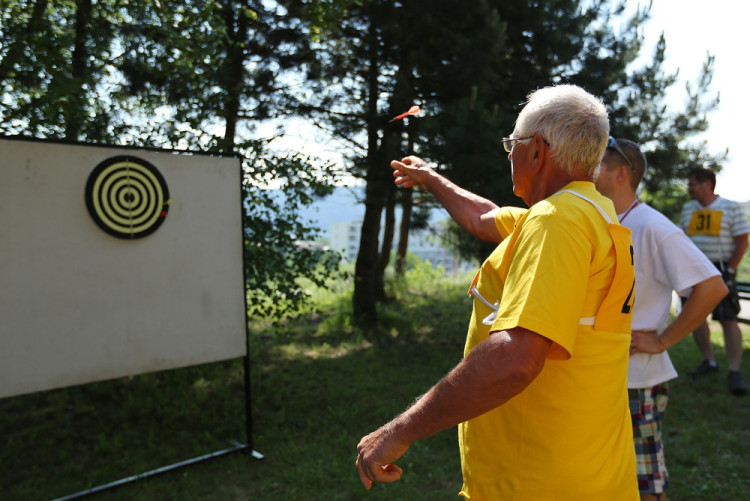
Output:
[687, 209, 723, 236]
[594, 223, 634, 333]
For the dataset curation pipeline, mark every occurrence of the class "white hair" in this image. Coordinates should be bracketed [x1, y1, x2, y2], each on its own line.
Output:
[515, 85, 609, 175]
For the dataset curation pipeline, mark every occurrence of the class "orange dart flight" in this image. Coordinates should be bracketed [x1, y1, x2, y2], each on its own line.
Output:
[389, 105, 421, 122]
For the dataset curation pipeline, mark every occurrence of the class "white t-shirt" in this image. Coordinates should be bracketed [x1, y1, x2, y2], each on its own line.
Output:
[623, 203, 720, 389]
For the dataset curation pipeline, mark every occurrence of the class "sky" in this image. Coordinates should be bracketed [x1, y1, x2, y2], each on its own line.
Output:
[266, 1, 749, 202]
[639, 0, 748, 202]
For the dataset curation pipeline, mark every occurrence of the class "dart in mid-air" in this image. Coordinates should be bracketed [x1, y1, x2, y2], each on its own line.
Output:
[389, 105, 421, 122]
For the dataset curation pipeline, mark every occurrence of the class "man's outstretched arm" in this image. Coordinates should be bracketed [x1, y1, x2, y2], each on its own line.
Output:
[391, 156, 503, 243]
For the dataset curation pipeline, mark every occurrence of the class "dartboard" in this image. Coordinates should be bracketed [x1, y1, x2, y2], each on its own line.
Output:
[85, 156, 170, 239]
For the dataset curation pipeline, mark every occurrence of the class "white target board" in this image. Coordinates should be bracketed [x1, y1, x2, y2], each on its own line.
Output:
[0, 138, 247, 399]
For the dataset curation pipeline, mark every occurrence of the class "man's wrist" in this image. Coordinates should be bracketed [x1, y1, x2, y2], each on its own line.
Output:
[388, 413, 420, 445]
[656, 334, 669, 353]
[727, 267, 736, 275]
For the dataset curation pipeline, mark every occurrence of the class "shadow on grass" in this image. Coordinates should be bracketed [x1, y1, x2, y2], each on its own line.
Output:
[0, 281, 470, 501]
[5, 295, 748, 500]
[660, 323, 750, 500]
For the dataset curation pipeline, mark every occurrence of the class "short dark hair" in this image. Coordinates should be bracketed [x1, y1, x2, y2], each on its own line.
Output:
[603, 138, 647, 191]
[688, 168, 716, 190]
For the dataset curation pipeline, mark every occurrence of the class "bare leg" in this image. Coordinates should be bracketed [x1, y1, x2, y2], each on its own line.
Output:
[720, 320, 743, 371]
[692, 321, 715, 363]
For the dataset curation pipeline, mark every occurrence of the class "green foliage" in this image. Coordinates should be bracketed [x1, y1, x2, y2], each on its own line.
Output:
[0, 0, 729, 321]
[301, 0, 725, 272]
[116, 0, 317, 149]
[301, 0, 365, 41]
[241, 140, 344, 319]
[0, 0, 344, 320]
[739, 220, 750, 281]
[608, 46, 725, 221]
[115, 1, 346, 318]
[0, 0, 127, 141]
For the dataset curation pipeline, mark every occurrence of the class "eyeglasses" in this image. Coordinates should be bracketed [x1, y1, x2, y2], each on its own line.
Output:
[502, 136, 534, 153]
[607, 137, 634, 171]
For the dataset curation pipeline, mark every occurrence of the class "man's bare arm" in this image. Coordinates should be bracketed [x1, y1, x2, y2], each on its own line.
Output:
[631, 275, 728, 354]
[728, 233, 748, 271]
[391, 156, 503, 242]
[356, 327, 552, 489]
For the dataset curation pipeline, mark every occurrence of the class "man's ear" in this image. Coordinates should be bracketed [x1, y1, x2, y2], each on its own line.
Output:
[616, 164, 629, 182]
[530, 135, 546, 172]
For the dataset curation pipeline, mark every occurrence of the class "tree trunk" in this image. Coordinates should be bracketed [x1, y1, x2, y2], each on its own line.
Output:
[395, 189, 412, 274]
[221, 3, 249, 153]
[65, 0, 92, 141]
[376, 185, 396, 300]
[352, 15, 383, 328]
[354, 192, 383, 328]
[396, 120, 417, 274]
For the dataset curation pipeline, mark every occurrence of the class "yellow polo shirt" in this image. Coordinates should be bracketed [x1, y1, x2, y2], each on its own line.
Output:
[459, 182, 637, 500]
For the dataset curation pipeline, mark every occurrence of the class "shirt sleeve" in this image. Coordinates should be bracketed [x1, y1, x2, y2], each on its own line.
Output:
[679, 202, 693, 232]
[728, 202, 750, 237]
[657, 229, 720, 294]
[494, 207, 528, 239]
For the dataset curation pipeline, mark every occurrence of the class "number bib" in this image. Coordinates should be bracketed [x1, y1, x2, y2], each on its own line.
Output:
[687, 209, 723, 236]
[593, 223, 634, 333]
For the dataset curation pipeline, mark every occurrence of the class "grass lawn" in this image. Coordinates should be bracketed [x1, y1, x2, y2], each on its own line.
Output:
[2, 270, 749, 500]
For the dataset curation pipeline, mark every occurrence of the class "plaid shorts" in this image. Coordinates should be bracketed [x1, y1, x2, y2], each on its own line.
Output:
[629, 383, 670, 495]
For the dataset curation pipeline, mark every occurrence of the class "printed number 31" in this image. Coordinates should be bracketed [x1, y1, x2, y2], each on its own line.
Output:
[696, 213, 711, 231]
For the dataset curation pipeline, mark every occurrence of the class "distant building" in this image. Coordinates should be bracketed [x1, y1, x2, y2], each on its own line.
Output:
[294, 240, 331, 252]
[407, 227, 470, 273]
[330, 219, 472, 274]
[330, 221, 361, 263]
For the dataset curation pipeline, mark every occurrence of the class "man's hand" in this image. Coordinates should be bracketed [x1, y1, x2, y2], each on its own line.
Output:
[355, 423, 409, 489]
[630, 329, 666, 355]
[724, 269, 737, 291]
[390, 155, 433, 189]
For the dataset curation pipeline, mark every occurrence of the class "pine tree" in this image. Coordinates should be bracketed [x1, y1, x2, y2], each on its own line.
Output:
[0, 0, 126, 141]
[0, 0, 344, 319]
[305, 0, 723, 327]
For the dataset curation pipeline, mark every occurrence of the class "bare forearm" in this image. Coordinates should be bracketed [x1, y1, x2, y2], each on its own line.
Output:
[659, 276, 728, 350]
[356, 316, 547, 489]
[728, 234, 748, 270]
[389, 328, 549, 444]
[420, 169, 502, 242]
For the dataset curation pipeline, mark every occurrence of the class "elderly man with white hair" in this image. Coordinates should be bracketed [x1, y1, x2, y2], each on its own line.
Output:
[355, 85, 639, 500]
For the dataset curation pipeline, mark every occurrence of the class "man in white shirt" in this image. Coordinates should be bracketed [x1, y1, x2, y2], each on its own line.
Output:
[595, 137, 727, 501]
[679, 167, 750, 395]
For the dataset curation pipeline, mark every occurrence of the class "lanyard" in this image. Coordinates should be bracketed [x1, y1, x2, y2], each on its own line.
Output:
[618, 199, 639, 223]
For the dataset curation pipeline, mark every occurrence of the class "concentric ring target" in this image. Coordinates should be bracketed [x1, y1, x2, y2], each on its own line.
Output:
[85, 156, 170, 239]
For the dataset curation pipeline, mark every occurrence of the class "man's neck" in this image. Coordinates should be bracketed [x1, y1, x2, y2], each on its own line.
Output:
[534, 175, 591, 205]
[525, 160, 592, 205]
[699, 193, 719, 207]
[610, 190, 637, 214]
